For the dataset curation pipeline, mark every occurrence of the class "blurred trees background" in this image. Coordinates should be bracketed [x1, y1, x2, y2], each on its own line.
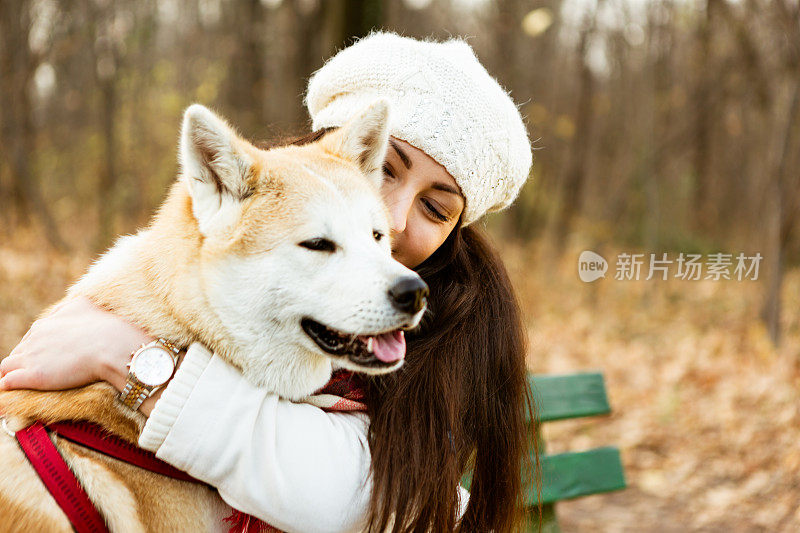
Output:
[0, 0, 798, 343]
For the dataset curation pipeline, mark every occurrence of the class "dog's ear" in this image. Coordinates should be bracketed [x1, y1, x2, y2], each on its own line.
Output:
[325, 98, 391, 189]
[179, 104, 253, 234]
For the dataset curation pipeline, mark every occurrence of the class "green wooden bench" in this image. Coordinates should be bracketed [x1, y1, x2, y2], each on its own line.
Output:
[462, 372, 626, 531]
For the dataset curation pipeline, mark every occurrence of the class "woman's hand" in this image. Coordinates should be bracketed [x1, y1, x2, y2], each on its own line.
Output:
[0, 296, 153, 393]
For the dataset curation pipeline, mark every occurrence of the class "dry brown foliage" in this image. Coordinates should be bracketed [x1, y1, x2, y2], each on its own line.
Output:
[503, 238, 800, 532]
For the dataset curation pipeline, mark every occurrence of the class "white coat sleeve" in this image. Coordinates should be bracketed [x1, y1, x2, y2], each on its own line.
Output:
[138, 342, 372, 533]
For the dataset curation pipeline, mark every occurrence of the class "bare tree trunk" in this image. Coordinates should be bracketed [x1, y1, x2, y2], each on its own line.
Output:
[95, 75, 118, 250]
[712, 0, 787, 346]
[223, 0, 268, 135]
[494, 0, 540, 240]
[125, 0, 158, 225]
[691, 0, 718, 234]
[761, 171, 784, 346]
[263, 0, 327, 136]
[323, 0, 382, 56]
[644, 0, 674, 252]
[339, 0, 381, 47]
[761, 77, 800, 345]
[89, 0, 122, 251]
[0, 0, 66, 250]
[553, 6, 598, 250]
[775, 12, 800, 251]
[290, 0, 326, 129]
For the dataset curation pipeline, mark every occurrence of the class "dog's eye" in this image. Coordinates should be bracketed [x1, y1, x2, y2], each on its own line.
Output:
[373, 230, 383, 242]
[299, 238, 337, 252]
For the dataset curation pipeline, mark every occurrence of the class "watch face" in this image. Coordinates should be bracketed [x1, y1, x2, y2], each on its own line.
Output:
[131, 346, 175, 387]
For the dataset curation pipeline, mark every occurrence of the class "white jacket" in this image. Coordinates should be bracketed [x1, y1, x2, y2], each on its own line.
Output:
[138, 342, 469, 533]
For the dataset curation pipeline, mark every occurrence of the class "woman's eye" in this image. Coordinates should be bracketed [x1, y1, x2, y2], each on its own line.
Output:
[382, 164, 394, 179]
[422, 199, 449, 222]
[373, 230, 384, 241]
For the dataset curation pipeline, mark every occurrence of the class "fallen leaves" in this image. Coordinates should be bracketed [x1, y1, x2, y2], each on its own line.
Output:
[502, 239, 800, 532]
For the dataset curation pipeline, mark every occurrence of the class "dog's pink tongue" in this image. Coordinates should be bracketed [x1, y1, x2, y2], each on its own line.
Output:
[371, 330, 405, 363]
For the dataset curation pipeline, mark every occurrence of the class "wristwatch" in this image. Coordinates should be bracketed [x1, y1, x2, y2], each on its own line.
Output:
[117, 338, 181, 411]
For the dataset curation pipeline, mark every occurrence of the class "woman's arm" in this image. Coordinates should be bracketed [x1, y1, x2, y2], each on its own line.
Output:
[142, 343, 373, 533]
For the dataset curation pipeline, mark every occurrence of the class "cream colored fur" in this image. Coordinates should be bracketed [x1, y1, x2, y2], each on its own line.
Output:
[0, 100, 423, 531]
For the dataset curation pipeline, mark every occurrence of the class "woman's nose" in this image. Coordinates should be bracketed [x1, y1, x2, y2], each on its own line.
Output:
[387, 191, 413, 235]
[390, 208, 406, 235]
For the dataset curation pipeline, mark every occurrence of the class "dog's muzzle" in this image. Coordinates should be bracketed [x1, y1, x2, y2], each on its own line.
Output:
[300, 318, 405, 369]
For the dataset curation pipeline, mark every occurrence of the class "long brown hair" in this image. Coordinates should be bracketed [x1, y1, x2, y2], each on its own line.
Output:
[269, 127, 539, 532]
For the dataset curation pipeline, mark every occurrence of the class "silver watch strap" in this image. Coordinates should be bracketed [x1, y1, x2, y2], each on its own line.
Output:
[118, 378, 151, 411]
[157, 338, 181, 356]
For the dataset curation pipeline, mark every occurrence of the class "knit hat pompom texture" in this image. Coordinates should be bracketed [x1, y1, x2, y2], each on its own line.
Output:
[304, 30, 532, 226]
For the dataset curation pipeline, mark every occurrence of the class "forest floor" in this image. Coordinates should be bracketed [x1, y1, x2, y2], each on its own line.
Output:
[504, 238, 800, 532]
[1, 228, 799, 532]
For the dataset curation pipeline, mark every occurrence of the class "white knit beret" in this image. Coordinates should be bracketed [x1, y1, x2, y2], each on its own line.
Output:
[304, 30, 533, 226]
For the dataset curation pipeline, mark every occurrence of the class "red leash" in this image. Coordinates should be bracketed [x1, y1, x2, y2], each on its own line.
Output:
[48, 420, 200, 482]
[15, 422, 110, 533]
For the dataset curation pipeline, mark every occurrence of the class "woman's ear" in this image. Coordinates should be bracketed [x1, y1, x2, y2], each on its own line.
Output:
[323, 98, 391, 189]
[178, 104, 254, 234]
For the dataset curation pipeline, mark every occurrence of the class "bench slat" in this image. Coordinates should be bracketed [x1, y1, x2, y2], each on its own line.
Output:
[462, 446, 626, 506]
[525, 446, 626, 505]
[529, 373, 611, 422]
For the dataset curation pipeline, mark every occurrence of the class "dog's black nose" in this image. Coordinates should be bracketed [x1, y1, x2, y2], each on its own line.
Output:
[389, 276, 429, 314]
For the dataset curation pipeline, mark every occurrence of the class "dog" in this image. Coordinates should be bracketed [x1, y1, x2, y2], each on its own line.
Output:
[0, 99, 428, 531]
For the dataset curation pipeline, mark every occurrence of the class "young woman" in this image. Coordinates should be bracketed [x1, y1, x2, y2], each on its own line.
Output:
[1, 31, 537, 532]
